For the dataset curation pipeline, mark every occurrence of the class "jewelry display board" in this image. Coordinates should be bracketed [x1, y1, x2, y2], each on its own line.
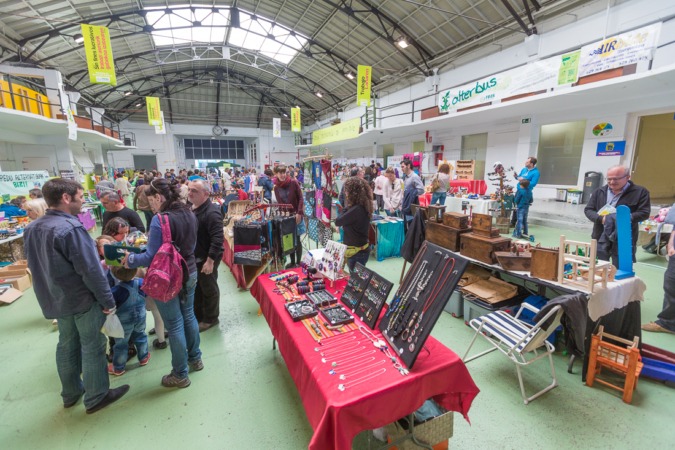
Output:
[306, 290, 338, 308]
[319, 304, 355, 327]
[340, 262, 373, 310]
[379, 241, 469, 369]
[354, 272, 394, 330]
[285, 300, 318, 322]
[317, 240, 347, 281]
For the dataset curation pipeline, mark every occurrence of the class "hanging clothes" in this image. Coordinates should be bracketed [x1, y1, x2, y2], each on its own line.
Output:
[233, 221, 263, 266]
[322, 189, 332, 225]
[312, 161, 322, 189]
[303, 161, 313, 190]
[304, 190, 315, 218]
[315, 189, 323, 221]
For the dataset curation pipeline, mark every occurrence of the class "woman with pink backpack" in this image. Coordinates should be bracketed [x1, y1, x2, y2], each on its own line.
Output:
[122, 178, 202, 388]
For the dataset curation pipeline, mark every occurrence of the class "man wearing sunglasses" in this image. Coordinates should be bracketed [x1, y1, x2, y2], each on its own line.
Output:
[584, 165, 651, 265]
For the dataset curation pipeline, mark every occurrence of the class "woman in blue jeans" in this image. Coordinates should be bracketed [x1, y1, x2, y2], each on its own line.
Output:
[335, 177, 373, 272]
[124, 178, 202, 388]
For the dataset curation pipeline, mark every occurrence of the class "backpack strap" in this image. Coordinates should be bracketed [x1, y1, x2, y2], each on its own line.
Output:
[159, 214, 172, 244]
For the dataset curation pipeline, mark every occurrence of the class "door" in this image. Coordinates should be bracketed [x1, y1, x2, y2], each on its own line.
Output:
[631, 112, 675, 202]
[133, 155, 158, 171]
[461, 133, 487, 179]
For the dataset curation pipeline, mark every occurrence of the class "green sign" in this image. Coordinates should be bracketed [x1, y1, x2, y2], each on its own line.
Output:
[558, 51, 580, 85]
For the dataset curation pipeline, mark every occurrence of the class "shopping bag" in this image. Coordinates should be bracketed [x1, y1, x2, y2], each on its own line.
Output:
[101, 313, 125, 338]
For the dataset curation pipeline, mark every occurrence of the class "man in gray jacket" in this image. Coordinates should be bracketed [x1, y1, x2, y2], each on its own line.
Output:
[24, 178, 129, 414]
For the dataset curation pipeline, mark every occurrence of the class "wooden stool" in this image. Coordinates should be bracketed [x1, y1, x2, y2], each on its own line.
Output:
[586, 326, 643, 404]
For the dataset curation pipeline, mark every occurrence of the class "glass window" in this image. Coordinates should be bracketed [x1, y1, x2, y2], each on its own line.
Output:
[185, 148, 194, 159]
[237, 140, 244, 149]
[193, 148, 203, 159]
[537, 120, 586, 185]
[193, 139, 202, 149]
[202, 147, 211, 160]
[236, 148, 244, 159]
[184, 139, 193, 147]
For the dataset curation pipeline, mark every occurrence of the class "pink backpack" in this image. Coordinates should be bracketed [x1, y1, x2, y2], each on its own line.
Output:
[143, 214, 187, 302]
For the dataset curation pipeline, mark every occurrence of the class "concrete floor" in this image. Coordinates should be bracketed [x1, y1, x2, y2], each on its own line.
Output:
[0, 222, 673, 449]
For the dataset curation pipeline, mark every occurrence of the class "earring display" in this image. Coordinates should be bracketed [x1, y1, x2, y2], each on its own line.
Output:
[318, 240, 347, 281]
[340, 262, 373, 310]
[320, 304, 355, 327]
[285, 299, 318, 322]
[379, 241, 469, 369]
[306, 290, 337, 308]
[355, 272, 394, 330]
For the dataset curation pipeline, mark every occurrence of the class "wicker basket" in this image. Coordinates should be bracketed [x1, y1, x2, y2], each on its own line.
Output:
[384, 410, 453, 450]
[226, 200, 253, 218]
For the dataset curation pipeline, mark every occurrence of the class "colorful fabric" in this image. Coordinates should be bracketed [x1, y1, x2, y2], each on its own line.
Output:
[312, 161, 322, 189]
[322, 189, 332, 225]
[315, 189, 323, 221]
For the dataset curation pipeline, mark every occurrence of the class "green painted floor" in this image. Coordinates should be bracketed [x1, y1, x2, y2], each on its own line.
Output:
[1, 223, 674, 449]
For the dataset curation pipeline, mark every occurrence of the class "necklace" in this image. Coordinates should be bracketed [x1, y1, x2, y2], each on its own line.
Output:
[315, 330, 357, 348]
[328, 349, 376, 366]
[320, 345, 365, 360]
[329, 356, 377, 375]
[386, 244, 428, 319]
[359, 326, 409, 376]
[316, 339, 360, 354]
[338, 368, 387, 391]
[338, 360, 386, 380]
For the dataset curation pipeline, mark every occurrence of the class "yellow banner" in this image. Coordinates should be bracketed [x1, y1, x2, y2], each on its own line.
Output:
[312, 118, 361, 146]
[82, 24, 117, 86]
[146, 97, 162, 126]
[291, 107, 301, 133]
[357, 65, 372, 107]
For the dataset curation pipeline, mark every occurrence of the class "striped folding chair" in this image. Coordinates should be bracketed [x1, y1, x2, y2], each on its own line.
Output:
[463, 303, 563, 404]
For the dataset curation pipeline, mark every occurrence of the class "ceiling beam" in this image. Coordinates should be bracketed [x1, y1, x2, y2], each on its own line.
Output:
[500, 0, 532, 35]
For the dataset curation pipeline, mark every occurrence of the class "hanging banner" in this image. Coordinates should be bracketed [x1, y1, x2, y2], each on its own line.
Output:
[357, 65, 372, 107]
[81, 24, 117, 86]
[312, 118, 361, 145]
[558, 50, 580, 85]
[0, 171, 51, 196]
[66, 108, 78, 141]
[273, 117, 281, 138]
[154, 111, 166, 134]
[291, 107, 301, 133]
[578, 23, 661, 77]
[146, 97, 162, 126]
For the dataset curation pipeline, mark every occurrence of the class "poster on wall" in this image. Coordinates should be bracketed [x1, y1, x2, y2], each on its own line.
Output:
[578, 23, 661, 77]
[0, 171, 51, 196]
[596, 141, 626, 156]
[558, 50, 580, 85]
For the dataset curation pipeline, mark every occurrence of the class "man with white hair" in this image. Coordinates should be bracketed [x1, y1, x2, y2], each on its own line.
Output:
[584, 165, 650, 265]
[188, 179, 224, 332]
[100, 191, 145, 233]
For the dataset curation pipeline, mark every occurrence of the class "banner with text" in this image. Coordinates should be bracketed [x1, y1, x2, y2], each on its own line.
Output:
[0, 171, 51, 196]
[82, 24, 117, 86]
[357, 65, 372, 107]
[558, 50, 581, 84]
[146, 97, 162, 126]
[291, 107, 301, 133]
[312, 118, 361, 146]
[154, 111, 166, 134]
[273, 118, 281, 138]
[438, 57, 560, 113]
[578, 23, 661, 77]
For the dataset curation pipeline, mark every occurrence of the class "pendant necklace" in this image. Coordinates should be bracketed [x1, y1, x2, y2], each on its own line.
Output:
[338, 368, 387, 391]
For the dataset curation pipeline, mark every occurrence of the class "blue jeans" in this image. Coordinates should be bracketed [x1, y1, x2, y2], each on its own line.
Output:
[112, 299, 148, 371]
[431, 192, 446, 206]
[154, 273, 201, 379]
[514, 206, 529, 237]
[55, 304, 109, 409]
[656, 256, 675, 332]
[385, 210, 400, 218]
[347, 249, 370, 272]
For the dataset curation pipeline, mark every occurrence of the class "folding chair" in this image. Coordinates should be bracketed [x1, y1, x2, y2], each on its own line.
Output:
[463, 303, 563, 404]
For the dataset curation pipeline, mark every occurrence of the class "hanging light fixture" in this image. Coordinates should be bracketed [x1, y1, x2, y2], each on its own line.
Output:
[396, 37, 409, 49]
[315, 91, 323, 98]
[345, 71, 355, 80]
[73, 33, 84, 44]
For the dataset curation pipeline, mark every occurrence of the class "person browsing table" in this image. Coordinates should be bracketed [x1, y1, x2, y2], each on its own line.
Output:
[335, 177, 373, 272]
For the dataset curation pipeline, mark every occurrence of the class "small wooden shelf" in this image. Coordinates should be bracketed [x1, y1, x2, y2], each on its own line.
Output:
[455, 160, 475, 180]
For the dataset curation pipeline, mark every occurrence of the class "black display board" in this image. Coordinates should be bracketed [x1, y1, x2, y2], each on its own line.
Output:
[319, 304, 355, 326]
[354, 272, 394, 330]
[378, 241, 469, 369]
[284, 300, 318, 322]
[340, 262, 372, 310]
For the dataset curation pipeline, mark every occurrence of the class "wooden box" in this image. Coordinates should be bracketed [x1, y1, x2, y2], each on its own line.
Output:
[495, 251, 532, 271]
[410, 204, 428, 220]
[443, 212, 469, 229]
[427, 205, 446, 222]
[471, 213, 493, 233]
[530, 247, 559, 281]
[426, 221, 472, 252]
[459, 233, 512, 264]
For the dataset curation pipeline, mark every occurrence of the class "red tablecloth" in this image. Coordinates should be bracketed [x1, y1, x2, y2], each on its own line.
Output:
[251, 274, 479, 450]
[222, 239, 247, 289]
[450, 180, 487, 195]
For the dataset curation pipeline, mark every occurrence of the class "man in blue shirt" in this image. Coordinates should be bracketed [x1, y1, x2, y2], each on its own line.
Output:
[511, 156, 540, 228]
[24, 178, 129, 413]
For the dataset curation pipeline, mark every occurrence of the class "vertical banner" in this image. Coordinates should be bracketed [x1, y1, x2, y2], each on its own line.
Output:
[291, 107, 301, 133]
[66, 108, 78, 141]
[81, 24, 117, 86]
[146, 97, 162, 126]
[273, 117, 281, 138]
[558, 50, 580, 85]
[154, 111, 166, 134]
[357, 65, 372, 107]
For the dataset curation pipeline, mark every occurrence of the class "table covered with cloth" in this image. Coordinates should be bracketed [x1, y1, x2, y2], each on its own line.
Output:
[371, 217, 404, 261]
[250, 273, 479, 450]
[449, 180, 488, 195]
[222, 238, 247, 289]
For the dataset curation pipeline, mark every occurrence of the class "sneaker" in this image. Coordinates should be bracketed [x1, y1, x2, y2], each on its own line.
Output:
[153, 339, 168, 349]
[139, 353, 151, 366]
[85, 385, 130, 414]
[107, 364, 126, 376]
[641, 322, 675, 334]
[189, 359, 204, 372]
[161, 372, 191, 388]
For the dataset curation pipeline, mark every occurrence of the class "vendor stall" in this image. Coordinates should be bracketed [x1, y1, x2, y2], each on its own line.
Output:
[444, 196, 498, 215]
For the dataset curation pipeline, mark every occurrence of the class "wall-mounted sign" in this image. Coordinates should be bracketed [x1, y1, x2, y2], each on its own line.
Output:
[592, 122, 614, 136]
[596, 140, 626, 156]
[312, 118, 361, 145]
[558, 50, 580, 84]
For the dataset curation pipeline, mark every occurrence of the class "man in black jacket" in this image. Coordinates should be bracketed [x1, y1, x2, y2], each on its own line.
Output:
[188, 180, 225, 332]
[584, 165, 650, 266]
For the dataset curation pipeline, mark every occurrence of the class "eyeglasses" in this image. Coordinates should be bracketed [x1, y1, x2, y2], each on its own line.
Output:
[607, 175, 628, 182]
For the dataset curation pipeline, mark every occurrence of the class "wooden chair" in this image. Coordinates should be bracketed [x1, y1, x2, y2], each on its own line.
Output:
[586, 326, 643, 404]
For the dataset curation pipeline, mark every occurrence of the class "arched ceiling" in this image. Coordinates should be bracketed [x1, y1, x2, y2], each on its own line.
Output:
[0, 0, 594, 129]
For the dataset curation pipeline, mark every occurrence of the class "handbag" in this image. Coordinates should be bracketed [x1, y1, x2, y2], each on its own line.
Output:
[431, 174, 441, 192]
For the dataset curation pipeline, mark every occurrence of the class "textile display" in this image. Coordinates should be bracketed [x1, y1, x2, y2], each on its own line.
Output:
[322, 189, 332, 225]
[312, 161, 322, 189]
[303, 161, 313, 190]
[233, 222, 263, 266]
[304, 190, 315, 218]
[315, 189, 323, 221]
[319, 221, 332, 247]
[320, 159, 333, 189]
[272, 217, 297, 258]
[308, 217, 320, 243]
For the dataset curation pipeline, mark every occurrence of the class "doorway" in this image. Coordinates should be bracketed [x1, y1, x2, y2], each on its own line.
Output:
[461, 133, 487, 179]
[133, 155, 158, 171]
[631, 112, 675, 204]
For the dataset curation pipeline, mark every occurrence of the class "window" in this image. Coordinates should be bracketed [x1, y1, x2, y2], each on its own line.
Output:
[537, 121, 586, 185]
[183, 138, 245, 160]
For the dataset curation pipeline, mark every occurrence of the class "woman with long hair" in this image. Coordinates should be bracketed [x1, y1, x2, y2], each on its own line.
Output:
[430, 163, 451, 205]
[335, 177, 373, 271]
[122, 178, 201, 388]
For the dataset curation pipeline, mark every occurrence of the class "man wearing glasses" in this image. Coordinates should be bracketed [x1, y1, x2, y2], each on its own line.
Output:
[584, 165, 651, 265]
[100, 191, 146, 233]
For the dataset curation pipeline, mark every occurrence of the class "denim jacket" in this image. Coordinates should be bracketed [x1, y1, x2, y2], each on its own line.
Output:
[24, 209, 115, 319]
